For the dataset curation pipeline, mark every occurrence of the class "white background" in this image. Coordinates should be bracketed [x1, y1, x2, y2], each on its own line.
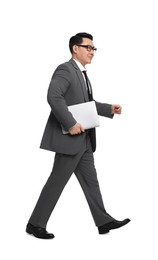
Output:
[0, 0, 158, 259]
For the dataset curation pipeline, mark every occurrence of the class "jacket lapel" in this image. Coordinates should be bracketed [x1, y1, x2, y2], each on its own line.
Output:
[69, 59, 89, 102]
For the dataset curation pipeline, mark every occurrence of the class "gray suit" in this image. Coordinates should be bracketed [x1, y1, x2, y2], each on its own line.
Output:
[40, 59, 113, 154]
[29, 59, 114, 228]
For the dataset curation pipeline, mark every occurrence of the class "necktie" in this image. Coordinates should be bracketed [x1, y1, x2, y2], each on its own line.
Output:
[82, 70, 93, 101]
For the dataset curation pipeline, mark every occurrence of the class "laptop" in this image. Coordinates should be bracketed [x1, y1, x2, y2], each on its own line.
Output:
[61, 101, 100, 134]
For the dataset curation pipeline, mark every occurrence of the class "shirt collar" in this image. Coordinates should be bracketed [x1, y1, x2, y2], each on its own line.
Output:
[73, 59, 86, 72]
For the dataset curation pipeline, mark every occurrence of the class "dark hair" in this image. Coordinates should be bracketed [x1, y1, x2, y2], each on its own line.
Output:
[69, 32, 93, 53]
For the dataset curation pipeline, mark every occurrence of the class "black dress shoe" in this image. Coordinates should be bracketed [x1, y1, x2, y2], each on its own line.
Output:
[26, 223, 55, 239]
[98, 218, 130, 234]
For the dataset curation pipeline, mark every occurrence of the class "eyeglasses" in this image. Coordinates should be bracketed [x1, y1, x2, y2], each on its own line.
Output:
[77, 45, 97, 52]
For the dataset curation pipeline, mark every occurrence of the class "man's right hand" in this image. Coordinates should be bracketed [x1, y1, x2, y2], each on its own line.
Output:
[68, 123, 85, 135]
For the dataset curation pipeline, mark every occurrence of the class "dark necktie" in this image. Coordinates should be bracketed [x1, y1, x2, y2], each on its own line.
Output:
[82, 70, 93, 101]
[82, 70, 96, 152]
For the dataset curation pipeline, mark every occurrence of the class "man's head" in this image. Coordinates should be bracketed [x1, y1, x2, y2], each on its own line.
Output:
[69, 32, 97, 66]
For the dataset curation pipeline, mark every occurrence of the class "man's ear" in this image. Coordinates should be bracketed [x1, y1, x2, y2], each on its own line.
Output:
[73, 45, 78, 54]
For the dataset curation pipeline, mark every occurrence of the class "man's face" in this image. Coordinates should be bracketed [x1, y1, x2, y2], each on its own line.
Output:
[73, 37, 96, 66]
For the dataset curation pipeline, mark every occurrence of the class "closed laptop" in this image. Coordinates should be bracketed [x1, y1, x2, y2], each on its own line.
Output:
[62, 101, 100, 134]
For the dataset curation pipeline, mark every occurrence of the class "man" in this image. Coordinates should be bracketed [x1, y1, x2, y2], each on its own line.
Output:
[26, 32, 130, 239]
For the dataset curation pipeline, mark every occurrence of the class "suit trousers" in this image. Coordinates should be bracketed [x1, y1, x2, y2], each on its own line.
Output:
[29, 133, 114, 228]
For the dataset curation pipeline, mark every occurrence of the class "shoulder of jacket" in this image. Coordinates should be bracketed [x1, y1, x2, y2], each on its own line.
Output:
[55, 59, 78, 72]
[55, 61, 69, 70]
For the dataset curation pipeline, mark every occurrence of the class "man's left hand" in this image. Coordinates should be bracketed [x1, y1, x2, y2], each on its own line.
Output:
[111, 104, 122, 114]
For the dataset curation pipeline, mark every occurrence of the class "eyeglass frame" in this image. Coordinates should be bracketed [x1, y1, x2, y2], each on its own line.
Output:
[76, 44, 97, 52]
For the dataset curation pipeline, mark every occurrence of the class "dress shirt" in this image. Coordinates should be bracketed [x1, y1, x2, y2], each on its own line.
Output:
[73, 59, 88, 88]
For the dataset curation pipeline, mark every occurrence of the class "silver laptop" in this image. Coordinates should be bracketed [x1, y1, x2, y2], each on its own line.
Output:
[62, 101, 100, 134]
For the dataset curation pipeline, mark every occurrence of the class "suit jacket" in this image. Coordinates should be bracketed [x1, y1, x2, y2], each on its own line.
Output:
[40, 59, 113, 155]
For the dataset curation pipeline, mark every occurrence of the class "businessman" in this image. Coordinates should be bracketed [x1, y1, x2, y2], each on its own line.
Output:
[26, 32, 130, 239]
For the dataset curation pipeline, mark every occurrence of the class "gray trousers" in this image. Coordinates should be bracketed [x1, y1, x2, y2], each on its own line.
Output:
[29, 135, 114, 228]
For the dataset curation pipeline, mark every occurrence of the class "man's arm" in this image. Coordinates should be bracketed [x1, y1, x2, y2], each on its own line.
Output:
[95, 101, 122, 117]
[47, 64, 76, 131]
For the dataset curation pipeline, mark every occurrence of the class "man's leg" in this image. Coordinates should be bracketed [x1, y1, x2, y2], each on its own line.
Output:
[74, 136, 114, 227]
[28, 146, 86, 228]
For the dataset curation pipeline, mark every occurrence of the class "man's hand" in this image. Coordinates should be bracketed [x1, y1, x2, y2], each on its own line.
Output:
[111, 104, 122, 114]
[68, 123, 85, 135]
